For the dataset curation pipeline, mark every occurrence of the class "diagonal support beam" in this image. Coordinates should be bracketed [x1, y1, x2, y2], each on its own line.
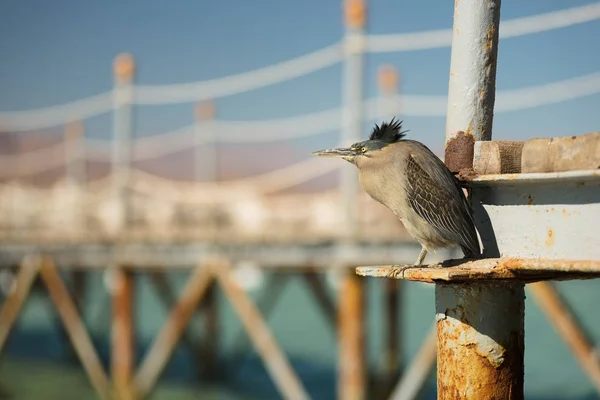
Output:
[0, 257, 40, 353]
[146, 269, 220, 382]
[145, 271, 205, 366]
[529, 282, 600, 395]
[214, 259, 310, 400]
[39, 257, 111, 400]
[133, 265, 214, 398]
[231, 272, 290, 355]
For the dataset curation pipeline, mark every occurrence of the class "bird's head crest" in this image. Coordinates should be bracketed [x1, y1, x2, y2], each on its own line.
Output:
[369, 118, 408, 144]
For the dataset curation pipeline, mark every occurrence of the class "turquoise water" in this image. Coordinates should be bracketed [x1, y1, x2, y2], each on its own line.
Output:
[3, 270, 600, 399]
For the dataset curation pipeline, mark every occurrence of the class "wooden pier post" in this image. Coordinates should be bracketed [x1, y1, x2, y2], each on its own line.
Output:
[111, 267, 135, 400]
[338, 268, 366, 400]
[339, 1, 367, 397]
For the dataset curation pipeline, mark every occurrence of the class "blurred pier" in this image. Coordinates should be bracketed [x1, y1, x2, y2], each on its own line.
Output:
[1, 1, 600, 399]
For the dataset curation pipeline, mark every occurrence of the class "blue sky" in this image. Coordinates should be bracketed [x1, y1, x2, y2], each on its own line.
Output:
[1, 0, 599, 156]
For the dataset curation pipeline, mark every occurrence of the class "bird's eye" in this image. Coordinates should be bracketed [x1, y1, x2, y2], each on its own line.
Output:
[361, 147, 367, 153]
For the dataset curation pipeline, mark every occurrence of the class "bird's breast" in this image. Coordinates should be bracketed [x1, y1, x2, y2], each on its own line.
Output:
[358, 166, 409, 217]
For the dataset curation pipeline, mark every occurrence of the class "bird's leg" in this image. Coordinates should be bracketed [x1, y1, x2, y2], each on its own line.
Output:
[388, 246, 428, 279]
[415, 247, 428, 266]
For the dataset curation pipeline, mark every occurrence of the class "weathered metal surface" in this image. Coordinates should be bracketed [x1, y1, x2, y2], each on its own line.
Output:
[39, 257, 111, 400]
[470, 170, 600, 260]
[436, 283, 525, 400]
[445, 131, 475, 173]
[214, 259, 310, 400]
[134, 266, 213, 398]
[444, 0, 501, 171]
[0, 256, 39, 353]
[529, 282, 600, 395]
[338, 268, 366, 400]
[112, 268, 135, 400]
[355, 257, 600, 283]
[389, 324, 437, 400]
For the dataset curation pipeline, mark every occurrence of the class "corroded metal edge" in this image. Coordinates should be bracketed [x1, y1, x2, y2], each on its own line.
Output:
[355, 257, 600, 283]
[467, 169, 600, 186]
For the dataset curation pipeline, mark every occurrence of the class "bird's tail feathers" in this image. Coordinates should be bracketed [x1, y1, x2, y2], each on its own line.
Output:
[460, 243, 482, 260]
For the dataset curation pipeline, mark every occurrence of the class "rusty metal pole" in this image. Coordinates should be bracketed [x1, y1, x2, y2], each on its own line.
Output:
[444, 0, 499, 173]
[436, 284, 524, 399]
[437, 1, 525, 399]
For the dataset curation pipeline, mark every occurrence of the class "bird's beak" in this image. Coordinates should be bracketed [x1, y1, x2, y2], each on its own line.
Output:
[311, 147, 356, 161]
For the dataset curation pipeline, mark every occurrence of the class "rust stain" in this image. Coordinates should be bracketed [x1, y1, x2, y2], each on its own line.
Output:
[562, 209, 569, 217]
[436, 284, 524, 399]
[445, 131, 475, 173]
[356, 258, 600, 283]
[545, 228, 555, 246]
[484, 24, 496, 53]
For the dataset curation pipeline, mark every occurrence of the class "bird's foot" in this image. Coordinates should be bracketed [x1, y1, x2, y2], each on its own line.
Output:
[387, 264, 425, 279]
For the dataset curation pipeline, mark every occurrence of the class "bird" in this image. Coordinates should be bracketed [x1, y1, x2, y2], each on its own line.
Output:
[311, 118, 481, 268]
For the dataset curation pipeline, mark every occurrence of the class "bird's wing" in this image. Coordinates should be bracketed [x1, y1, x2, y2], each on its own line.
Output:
[404, 143, 480, 255]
